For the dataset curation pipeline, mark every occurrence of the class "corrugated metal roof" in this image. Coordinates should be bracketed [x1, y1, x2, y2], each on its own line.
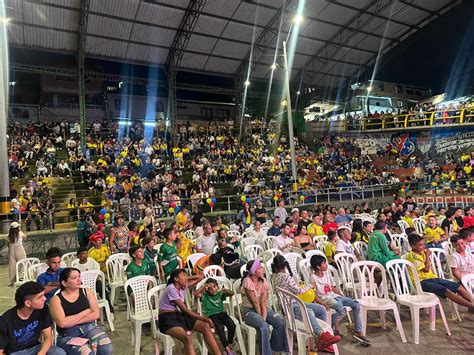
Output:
[6, 0, 461, 88]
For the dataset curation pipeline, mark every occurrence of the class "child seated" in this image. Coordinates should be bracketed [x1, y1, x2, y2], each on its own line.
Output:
[195, 278, 236, 355]
[324, 230, 338, 266]
[406, 234, 474, 312]
[450, 234, 474, 281]
[310, 255, 371, 346]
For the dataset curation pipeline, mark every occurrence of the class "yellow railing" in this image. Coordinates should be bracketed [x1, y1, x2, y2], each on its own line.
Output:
[345, 108, 474, 131]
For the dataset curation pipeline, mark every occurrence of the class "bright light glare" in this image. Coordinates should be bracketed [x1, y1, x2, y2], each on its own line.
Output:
[0, 17, 10, 24]
[244, 80, 250, 86]
[367, 86, 372, 92]
[293, 15, 303, 24]
[297, 91, 300, 95]
[271, 63, 277, 70]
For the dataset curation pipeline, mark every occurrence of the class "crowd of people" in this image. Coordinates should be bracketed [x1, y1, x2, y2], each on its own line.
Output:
[3, 190, 474, 354]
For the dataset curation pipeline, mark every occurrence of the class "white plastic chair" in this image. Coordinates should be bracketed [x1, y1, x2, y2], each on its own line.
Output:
[124, 276, 158, 354]
[461, 274, 474, 301]
[313, 235, 328, 244]
[196, 278, 247, 355]
[275, 286, 339, 355]
[350, 261, 407, 343]
[412, 218, 426, 235]
[106, 253, 131, 308]
[262, 236, 277, 250]
[233, 279, 257, 355]
[186, 253, 207, 273]
[240, 237, 257, 253]
[353, 241, 368, 260]
[31, 262, 49, 279]
[241, 231, 253, 239]
[12, 258, 40, 304]
[304, 249, 325, 260]
[71, 258, 100, 271]
[61, 252, 78, 267]
[429, 248, 461, 321]
[390, 234, 407, 251]
[315, 241, 329, 254]
[259, 249, 281, 263]
[334, 252, 359, 296]
[184, 229, 196, 240]
[441, 240, 454, 255]
[244, 244, 264, 260]
[81, 270, 115, 331]
[202, 265, 226, 278]
[284, 252, 303, 283]
[386, 259, 450, 344]
[227, 230, 241, 240]
[298, 258, 314, 284]
[397, 220, 410, 233]
[148, 285, 175, 355]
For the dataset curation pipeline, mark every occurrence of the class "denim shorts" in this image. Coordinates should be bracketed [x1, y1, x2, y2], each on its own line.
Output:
[421, 278, 460, 298]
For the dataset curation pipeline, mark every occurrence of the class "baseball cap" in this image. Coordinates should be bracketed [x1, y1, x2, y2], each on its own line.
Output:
[10, 222, 20, 229]
[291, 208, 299, 213]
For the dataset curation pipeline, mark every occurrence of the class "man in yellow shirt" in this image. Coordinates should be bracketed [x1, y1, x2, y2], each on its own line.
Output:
[406, 235, 473, 311]
[307, 215, 324, 237]
[176, 206, 190, 230]
[423, 215, 447, 248]
[88, 234, 110, 272]
[80, 198, 94, 213]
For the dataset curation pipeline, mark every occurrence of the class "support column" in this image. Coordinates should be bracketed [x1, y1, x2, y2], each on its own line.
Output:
[0, 0, 10, 216]
[77, 0, 90, 153]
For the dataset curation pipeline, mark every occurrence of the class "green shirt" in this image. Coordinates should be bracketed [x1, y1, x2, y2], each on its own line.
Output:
[367, 230, 400, 266]
[201, 291, 226, 317]
[158, 242, 179, 277]
[126, 258, 154, 279]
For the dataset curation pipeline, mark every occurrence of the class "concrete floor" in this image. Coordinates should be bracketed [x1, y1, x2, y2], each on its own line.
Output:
[0, 264, 473, 354]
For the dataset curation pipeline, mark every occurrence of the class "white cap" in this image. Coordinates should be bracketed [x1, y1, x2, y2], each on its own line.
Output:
[10, 222, 20, 228]
[291, 208, 299, 213]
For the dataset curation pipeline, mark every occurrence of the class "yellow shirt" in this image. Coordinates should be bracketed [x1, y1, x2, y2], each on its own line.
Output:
[80, 202, 94, 213]
[402, 216, 414, 228]
[325, 242, 336, 259]
[307, 223, 324, 236]
[405, 251, 437, 282]
[176, 212, 189, 229]
[88, 246, 110, 272]
[423, 226, 445, 244]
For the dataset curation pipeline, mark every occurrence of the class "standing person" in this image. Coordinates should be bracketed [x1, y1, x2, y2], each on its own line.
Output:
[237, 203, 253, 230]
[109, 215, 130, 254]
[37, 248, 64, 304]
[0, 282, 66, 355]
[241, 259, 289, 355]
[157, 228, 179, 282]
[158, 269, 220, 355]
[8, 222, 27, 286]
[254, 200, 268, 224]
[270, 255, 341, 352]
[194, 278, 237, 355]
[273, 200, 288, 224]
[49, 268, 113, 354]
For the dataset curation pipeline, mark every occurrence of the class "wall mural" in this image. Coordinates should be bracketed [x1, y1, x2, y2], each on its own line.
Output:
[342, 127, 474, 160]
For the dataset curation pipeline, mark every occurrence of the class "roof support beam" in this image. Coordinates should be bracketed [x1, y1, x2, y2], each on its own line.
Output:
[297, 0, 395, 85]
[77, 0, 90, 151]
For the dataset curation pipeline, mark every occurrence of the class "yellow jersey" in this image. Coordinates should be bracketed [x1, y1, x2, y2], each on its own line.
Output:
[405, 251, 437, 282]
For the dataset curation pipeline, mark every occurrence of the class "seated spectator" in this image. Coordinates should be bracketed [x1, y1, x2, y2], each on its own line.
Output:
[0, 281, 66, 355]
[325, 230, 338, 266]
[37, 247, 64, 303]
[273, 200, 288, 224]
[424, 215, 447, 248]
[217, 239, 245, 279]
[307, 214, 324, 238]
[367, 221, 400, 266]
[126, 245, 156, 279]
[194, 278, 237, 355]
[322, 214, 338, 234]
[142, 236, 157, 265]
[88, 234, 110, 273]
[176, 206, 191, 231]
[294, 225, 315, 252]
[192, 253, 223, 276]
[248, 220, 266, 242]
[157, 228, 179, 282]
[75, 247, 100, 272]
[335, 208, 352, 226]
[276, 224, 294, 254]
[50, 268, 113, 354]
[297, 210, 311, 229]
[406, 235, 474, 313]
[241, 260, 289, 354]
[441, 209, 460, 236]
[460, 226, 474, 253]
[311, 255, 371, 346]
[267, 216, 281, 237]
[450, 234, 474, 281]
[463, 207, 474, 228]
[336, 226, 361, 260]
[196, 222, 217, 255]
[157, 269, 219, 354]
[270, 255, 340, 352]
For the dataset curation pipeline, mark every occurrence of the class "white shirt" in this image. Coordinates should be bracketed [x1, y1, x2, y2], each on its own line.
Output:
[274, 207, 288, 223]
[197, 234, 217, 255]
[74, 258, 100, 272]
[276, 234, 294, 254]
[450, 251, 474, 279]
[311, 272, 338, 301]
[336, 239, 355, 255]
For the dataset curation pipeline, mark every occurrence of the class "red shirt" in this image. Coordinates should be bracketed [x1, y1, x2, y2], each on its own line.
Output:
[463, 216, 474, 228]
[323, 222, 338, 234]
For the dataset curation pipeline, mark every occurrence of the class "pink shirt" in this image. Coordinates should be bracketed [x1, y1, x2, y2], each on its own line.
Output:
[241, 277, 269, 309]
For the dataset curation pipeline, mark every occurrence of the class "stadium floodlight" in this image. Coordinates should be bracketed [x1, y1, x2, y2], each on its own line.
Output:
[244, 80, 250, 86]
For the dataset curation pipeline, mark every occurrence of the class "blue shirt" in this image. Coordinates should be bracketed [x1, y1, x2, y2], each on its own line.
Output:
[335, 214, 352, 225]
[37, 268, 64, 303]
[267, 226, 281, 237]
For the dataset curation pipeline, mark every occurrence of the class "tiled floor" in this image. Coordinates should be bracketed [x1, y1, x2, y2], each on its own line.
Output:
[0, 264, 473, 354]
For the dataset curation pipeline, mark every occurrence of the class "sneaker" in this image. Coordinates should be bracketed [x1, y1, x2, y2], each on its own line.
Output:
[317, 331, 342, 350]
[353, 333, 371, 346]
[321, 344, 335, 353]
